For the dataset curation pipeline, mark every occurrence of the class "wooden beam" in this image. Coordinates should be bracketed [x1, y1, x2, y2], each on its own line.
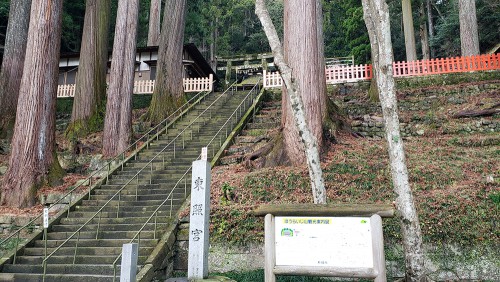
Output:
[252, 204, 394, 218]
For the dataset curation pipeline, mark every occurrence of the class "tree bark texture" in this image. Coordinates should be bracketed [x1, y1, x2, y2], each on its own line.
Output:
[458, 0, 480, 56]
[1, 0, 64, 208]
[315, 0, 328, 121]
[282, 0, 324, 165]
[146, 0, 187, 124]
[419, 2, 430, 60]
[69, 0, 111, 137]
[255, 0, 327, 204]
[402, 0, 417, 61]
[0, 0, 32, 138]
[361, 0, 427, 280]
[103, 0, 139, 158]
[147, 0, 161, 46]
[426, 0, 435, 58]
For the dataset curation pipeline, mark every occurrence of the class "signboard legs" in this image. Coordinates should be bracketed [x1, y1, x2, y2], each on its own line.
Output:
[264, 214, 276, 282]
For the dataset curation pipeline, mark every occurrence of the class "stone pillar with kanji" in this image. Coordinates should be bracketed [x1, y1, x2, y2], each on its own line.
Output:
[187, 148, 211, 280]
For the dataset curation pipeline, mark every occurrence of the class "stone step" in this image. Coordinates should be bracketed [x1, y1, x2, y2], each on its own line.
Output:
[109, 173, 190, 182]
[75, 198, 184, 212]
[0, 272, 116, 282]
[2, 264, 119, 276]
[23, 246, 153, 257]
[33, 238, 158, 249]
[252, 115, 280, 123]
[93, 187, 185, 196]
[93, 185, 167, 193]
[14, 255, 148, 265]
[245, 122, 278, 130]
[90, 192, 186, 202]
[96, 183, 161, 190]
[51, 222, 168, 233]
[114, 168, 193, 176]
[234, 135, 268, 144]
[67, 209, 180, 219]
[123, 159, 196, 169]
[59, 216, 172, 225]
[80, 199, 184, 210]
[46, 230, 157, 240]
[84, 193, 185, 203]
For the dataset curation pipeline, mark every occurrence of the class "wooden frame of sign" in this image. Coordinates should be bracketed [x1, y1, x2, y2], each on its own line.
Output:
[256, 204, 393, 282]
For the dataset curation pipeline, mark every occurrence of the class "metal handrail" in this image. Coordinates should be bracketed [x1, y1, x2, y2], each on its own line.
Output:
[109, 81, 261, 281]
[40, 83, 237, 279]
[0, 90, 209, 262]
[111, 164, 194, 280]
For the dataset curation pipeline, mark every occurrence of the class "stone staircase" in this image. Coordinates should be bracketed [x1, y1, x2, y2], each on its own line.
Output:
[220, 98, 281, 165]
[0, 88, 258, 281]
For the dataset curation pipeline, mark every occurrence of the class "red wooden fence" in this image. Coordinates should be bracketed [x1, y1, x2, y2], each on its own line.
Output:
[263, 54, 500, 88]
[392, 53, 500, 77]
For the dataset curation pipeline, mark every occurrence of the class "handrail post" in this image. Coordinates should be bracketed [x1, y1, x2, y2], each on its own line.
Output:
[184, 176, 187, 197]
[96, 212, 102, 239]
[73, 231, 80, 264]
[106, 163, 110, 182]
[170, 196, 173, 217]
[154, 211, 158, 240]
[13, 231, 20, 264]
[117, 192, 121, 218]
[150, 163, 153, 184]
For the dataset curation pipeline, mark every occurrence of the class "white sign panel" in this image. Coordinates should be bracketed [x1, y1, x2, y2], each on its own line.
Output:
[43, 208, 49, 228]
[275, 216, 373, 268]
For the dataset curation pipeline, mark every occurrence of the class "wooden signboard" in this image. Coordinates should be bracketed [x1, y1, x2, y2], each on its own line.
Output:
[265, 214, 386, 281]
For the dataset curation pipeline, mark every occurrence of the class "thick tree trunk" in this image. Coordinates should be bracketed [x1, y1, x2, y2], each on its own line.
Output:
[282, 0, 324, 165]
[361, 0, 427, 280]
[210, 19, 218, 73]
[458, 0, 480, 56]
[426, 0, 435, 58]
[67, 0, 111, 139]
[0, 0, 32, 139]
[316, 0, 328, 121]
[146, 0, 187, 123]
[256, 0, 327, 204]
[1, 0, 64, 208]
[402, 0, 417, 61]
[147, 0, 161, 46]
[103, 0, 139, 158]
[419, 2, 430, 60]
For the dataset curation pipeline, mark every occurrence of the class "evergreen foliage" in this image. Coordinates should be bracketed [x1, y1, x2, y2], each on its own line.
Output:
[0, 0, 498, 63]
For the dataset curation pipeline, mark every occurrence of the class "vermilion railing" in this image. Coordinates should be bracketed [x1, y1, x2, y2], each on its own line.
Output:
[263, 54, 500, 88]
[392, 53, 500, 77]
[57, 74, 214, 97]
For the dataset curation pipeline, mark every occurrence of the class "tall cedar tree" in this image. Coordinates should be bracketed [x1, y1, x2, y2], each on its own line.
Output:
[361, 0, 427, 280]
[282, 0, 326, 165]
[419, 1, 431, 60]
[67, 0, 111, 139]
[402, 0, 417, 61]
[147, 0, 161, 46]
[146, 0, 187, 123]
[1, 0, 65, 208]
[102, 0, 139, 157]
[255, 0, 327, 204]
[458, 0, 480, 56]
[0, 0, 32, 139]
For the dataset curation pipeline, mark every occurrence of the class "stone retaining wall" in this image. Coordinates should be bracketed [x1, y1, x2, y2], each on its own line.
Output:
[337, 82, 500, 139]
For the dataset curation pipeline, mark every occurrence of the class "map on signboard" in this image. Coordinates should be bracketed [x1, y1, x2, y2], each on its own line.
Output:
[274, 216, 373, 268]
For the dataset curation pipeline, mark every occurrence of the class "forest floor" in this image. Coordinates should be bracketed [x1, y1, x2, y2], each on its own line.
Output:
[0, 78, 499, 251]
